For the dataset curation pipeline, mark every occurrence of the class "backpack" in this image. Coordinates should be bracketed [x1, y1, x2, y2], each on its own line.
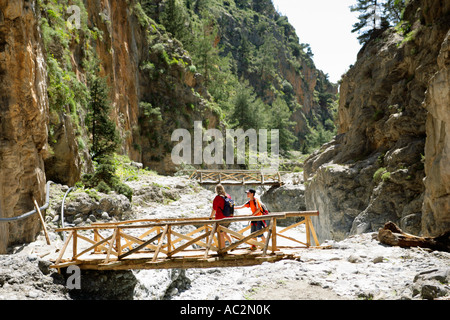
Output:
[222, 195, 235, 217]
[254, 198, 269, 216]
[252, 198, 269, 227]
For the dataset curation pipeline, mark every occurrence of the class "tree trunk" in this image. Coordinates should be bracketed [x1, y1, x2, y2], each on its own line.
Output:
[378, 222, 450, 252]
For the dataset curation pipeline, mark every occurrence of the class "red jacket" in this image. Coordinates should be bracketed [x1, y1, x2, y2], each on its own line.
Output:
[213, 194, 231, 220]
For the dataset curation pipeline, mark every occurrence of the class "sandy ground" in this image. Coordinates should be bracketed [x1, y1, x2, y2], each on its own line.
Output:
[247, 279, 347, 300]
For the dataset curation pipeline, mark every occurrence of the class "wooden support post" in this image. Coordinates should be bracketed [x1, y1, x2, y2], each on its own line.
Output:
[263, 219, 274, 256]
[217, 224, 224, 252]
[33, 199, 50, 245]
[305, 216, 319, 246]
[116, 228, 122, 257]
[167, 225, 172, 252]
[271, 218, 277, 253]
[72, 231, 78, 260]
[308, 217, 320, 246]
[94, 228, 100, 253]
[305, 217, 311, 247]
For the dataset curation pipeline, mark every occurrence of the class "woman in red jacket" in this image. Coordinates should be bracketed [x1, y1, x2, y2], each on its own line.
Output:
[210, 184, 233, 248]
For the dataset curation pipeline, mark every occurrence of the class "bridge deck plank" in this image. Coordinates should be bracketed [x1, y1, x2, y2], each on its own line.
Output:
[50, 247, 308, 270]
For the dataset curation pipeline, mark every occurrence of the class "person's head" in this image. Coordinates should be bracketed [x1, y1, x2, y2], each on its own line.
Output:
[246, 189, 256, 199]
[215, 184, 226, 196]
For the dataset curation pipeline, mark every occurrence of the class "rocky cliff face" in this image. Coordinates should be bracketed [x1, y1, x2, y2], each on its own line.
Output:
[304, 0, 450, 241]
[1, 0, 219, 252]
[215, 2, 337, 147]
[41, 0, 219, 179]
[422, 26, 450, 236]
[0, 0, 49, 253]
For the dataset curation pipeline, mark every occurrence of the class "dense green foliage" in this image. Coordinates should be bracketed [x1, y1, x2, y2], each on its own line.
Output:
[143, 0, 338, 155]
[351, 0, 407, 44]
[39, 0, 340, 185]
[86, 73, 120, 162]
[38, 0, 132, 199]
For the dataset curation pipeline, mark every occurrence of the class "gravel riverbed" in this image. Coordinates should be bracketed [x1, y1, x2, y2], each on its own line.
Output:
[1, 173, 449, 300]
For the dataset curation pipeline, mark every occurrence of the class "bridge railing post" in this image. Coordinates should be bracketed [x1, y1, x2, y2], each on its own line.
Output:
[72, 230, 77, 260]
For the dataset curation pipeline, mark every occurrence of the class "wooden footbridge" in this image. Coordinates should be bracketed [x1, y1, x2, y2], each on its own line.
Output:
[50, 211, 320, 272]
[190, 170, 283, 186]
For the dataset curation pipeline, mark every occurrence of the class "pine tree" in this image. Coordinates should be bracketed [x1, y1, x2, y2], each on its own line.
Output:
[189, 14, 221, 88]
[83, 74, 132, 200]
[230, 80, 266, 131]
[351, 0, 407, 44]
[86, 75, 120, 161]
[351, 0, 385, 44]
[269, 97, 297, 155]
[257, 32, 277, 81]
[383, 0, 407, 24]
[161, 0, 188, 41]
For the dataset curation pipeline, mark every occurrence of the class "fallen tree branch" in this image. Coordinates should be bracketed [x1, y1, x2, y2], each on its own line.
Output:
[378, 222, 450, 252]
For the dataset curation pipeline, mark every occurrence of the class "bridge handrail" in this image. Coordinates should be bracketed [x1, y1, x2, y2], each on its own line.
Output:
[52, 211, 320, 270]
[55, 211, 318, 231]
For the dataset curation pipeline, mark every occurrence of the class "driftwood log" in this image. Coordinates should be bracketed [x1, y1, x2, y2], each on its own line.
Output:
[378, 222, 450, 253]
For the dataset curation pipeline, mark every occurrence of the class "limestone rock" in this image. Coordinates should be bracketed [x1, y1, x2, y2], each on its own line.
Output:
[422, 29, 450, 236]
[0, 0, 49, 253]
[304, 0, 450, 242]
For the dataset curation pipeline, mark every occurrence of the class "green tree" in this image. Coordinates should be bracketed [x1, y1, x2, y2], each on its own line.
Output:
[351, 0, 387, 44]
[189, 14, 221, 88]
[383, 0, 407, 24]
[351, 0, 407, 44]
[230, 80, 266, 131]
[86, 74, 120, 161]
[160, 0, 188, 41]
[194, 0, 212, 13]
[258, 35, 277, 78]
[83, 71, 132, 200]
[268, 97, 297, 155]
[82, 155, 133, 200]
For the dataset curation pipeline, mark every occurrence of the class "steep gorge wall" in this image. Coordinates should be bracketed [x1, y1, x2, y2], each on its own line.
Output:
[0, 0, 48, 253]
[42, 0, 220, 181]
[215, 3, 337, 146]
[0, 0, 219, 252]
[422, 22, 450, 236]
[304, 0, 450, 241]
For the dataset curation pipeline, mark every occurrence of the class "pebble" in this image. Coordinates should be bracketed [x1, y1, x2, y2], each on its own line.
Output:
[134, 231, 449, 301]
[1, 176, 449, 301]
[372, 256, 384, 264]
